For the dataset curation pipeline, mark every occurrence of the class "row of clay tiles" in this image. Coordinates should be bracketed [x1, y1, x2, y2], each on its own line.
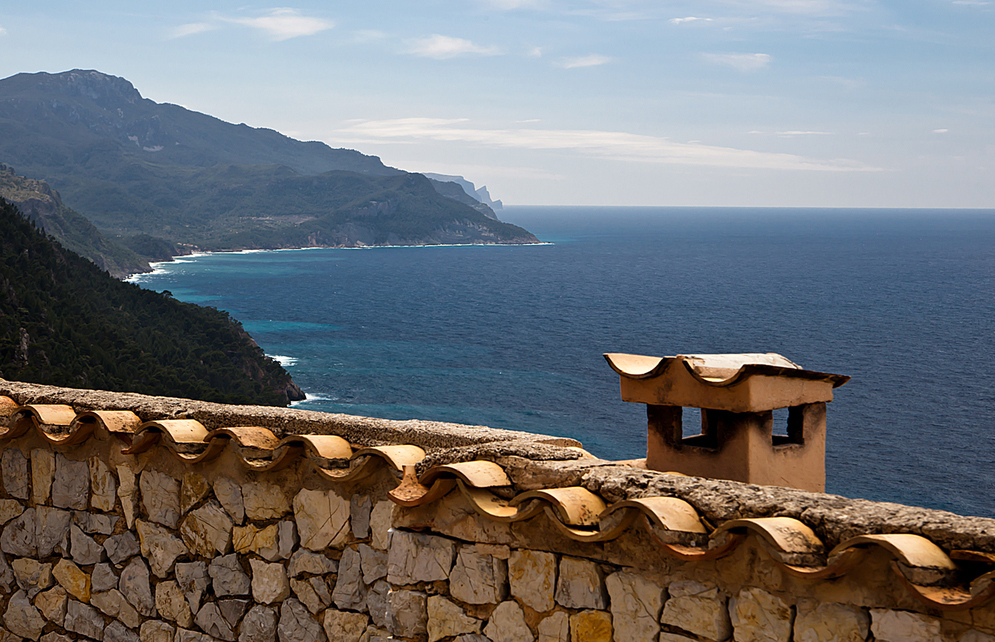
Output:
[1, 397, 994, 613]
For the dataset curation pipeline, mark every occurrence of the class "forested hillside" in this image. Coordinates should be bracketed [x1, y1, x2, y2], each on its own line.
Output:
[0, 198, 303, 405]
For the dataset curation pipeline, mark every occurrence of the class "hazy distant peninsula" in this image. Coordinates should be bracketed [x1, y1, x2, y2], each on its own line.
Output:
[0, 70, 538, 258]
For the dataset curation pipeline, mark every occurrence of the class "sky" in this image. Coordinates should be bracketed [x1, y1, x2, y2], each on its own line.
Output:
[0, 1, 993, 208]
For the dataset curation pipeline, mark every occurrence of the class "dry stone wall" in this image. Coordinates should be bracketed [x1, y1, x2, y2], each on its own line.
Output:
[0, 387, 993, 641]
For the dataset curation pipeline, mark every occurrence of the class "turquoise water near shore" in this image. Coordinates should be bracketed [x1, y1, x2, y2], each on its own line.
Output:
[130, 206, 995, 518]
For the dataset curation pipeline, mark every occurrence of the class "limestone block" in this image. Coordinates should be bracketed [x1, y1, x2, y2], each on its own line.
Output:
[323, 609, 369, 642]
[214, 477, 245, 525]
[277, 520, 298, 560]
[367, 580, 390, 628]
[74, 511, 118, 535]
[386, 530, 455, 585]
[555, 557, 607, 610]
[359, 543, 388, 584]
[538, 611, 570, 642]
[219, 598, 250, 629]
[31, 448, 55, 505]
[962, 631, 995, 642]
[2, 448, 28, 500]
[369, 500, 394, 551]
[427, 595, 482, 642]
[104, 620, 140, 642]
[278, 598, 326, 642]
[244, 481, 291, 521]
[156, 579, 194, 628]
[570, 610, 612, 642]
[52, 558, 90, 602]
[387, 589, 428, 639]
[119, 557, 155, 616]
[794, 602, 869, 642]
[70, 523, 105, 565]
[140, 469, 181, 528]
[658, 633, 700, 642]
[361, 625, 392, 642]
[288, 549, 337, 577]
[510, 549, 557, 613]
[250, 558, 290, 604]
[333, 546, 367, 612]
[454, 635, 489, 642]
[4, 589, 46, 639]
[50, 454, 88, 510]
[141, 621, 177, 642]
[34, 585, 68, 625]
[91, 563, 118, 592]
[450, 545, 509, 605]
[210, 554, 251, 597]
[104, 529, 140, 566]
[135, 519, 188, 577]
[196, 602, 237, 641]
[234, 524, 273, 556]
[729, 587, 794, 642]
[240, 604, 278, 642]
[176, 628, 217, 642]
[12, 558, 53, 596]
[181, 472, 210, 514]
[351, 494, 372, 539]
[91, 589, 142, 628]
[605, 571, 663, 642]
[117, 464, 138, 528]
[35, 506, 71, 558]
[293, 488, 350, 551]
[64, 600, 104, 640]
[1, 508, 35, 557]
[176, 561, 210, 612]
[660, 581, 731, 642]
[870, 609, 942, 642]
[89, 455, 117, 512]
[484, 601, 534, 642]
[39, 632, 72, 642]
[181, 500, 233, 556]
[0, 499, 23, 525]
[291, 577, 332, 614]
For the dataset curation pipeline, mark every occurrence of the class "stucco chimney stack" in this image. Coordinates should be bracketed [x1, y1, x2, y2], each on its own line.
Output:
[604, 352, 849, 492]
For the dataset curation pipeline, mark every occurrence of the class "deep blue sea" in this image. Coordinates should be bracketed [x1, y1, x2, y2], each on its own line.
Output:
[130, 206, 995, 519]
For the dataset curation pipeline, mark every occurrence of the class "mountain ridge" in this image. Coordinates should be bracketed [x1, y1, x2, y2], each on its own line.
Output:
[0, 70, 536, 253]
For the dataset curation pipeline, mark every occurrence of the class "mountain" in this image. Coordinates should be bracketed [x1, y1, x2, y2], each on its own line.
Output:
[423, 173, 504, 211]
[0, 197, 303, 405]
[0, 164, 151, 278]
[0, 70, 537, 252]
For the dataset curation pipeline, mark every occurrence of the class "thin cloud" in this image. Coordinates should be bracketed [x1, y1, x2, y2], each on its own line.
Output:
[670, 17, 714, 24]
[168, 22, 215, 39]
[336, 118, 879, 172]
[704, 52, 772, 71]
[750, 130, 833, 136]
[723, 0, 870, 16]
[555, 54, 613, 69]
[222, 8, 334, 41]
[0, 26, 7, 36]
[932, 128, 949, 133]
[481, 0, 546, 8]
[407, 35, 501, 59]
[527, 46, 544, 57]
[952, 0, 989, 5]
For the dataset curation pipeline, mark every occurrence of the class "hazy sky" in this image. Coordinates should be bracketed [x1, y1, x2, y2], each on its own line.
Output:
[1, 1, 993, 207]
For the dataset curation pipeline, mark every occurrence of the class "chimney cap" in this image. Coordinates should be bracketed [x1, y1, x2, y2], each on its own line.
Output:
[604, 352, 849, 412]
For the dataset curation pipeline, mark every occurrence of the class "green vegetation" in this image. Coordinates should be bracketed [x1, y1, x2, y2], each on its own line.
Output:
[0, 70, 537, 251]
[0, 164, 151, 278]
[0, 198, 302, 405]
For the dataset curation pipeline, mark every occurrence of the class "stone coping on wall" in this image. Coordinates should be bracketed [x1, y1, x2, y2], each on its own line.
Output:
[2, 378, 995, 615]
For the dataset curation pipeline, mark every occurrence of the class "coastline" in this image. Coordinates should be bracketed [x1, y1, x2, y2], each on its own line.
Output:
[124, 240, 554, 283]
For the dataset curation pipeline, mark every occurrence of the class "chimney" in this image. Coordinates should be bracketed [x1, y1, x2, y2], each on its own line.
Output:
[604, 352, 849, 492]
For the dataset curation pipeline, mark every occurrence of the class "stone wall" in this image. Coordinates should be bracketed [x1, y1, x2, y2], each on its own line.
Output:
[0, 382, 993, 641]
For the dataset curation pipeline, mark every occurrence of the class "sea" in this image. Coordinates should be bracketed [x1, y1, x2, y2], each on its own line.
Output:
[128, 206, 995, 519]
